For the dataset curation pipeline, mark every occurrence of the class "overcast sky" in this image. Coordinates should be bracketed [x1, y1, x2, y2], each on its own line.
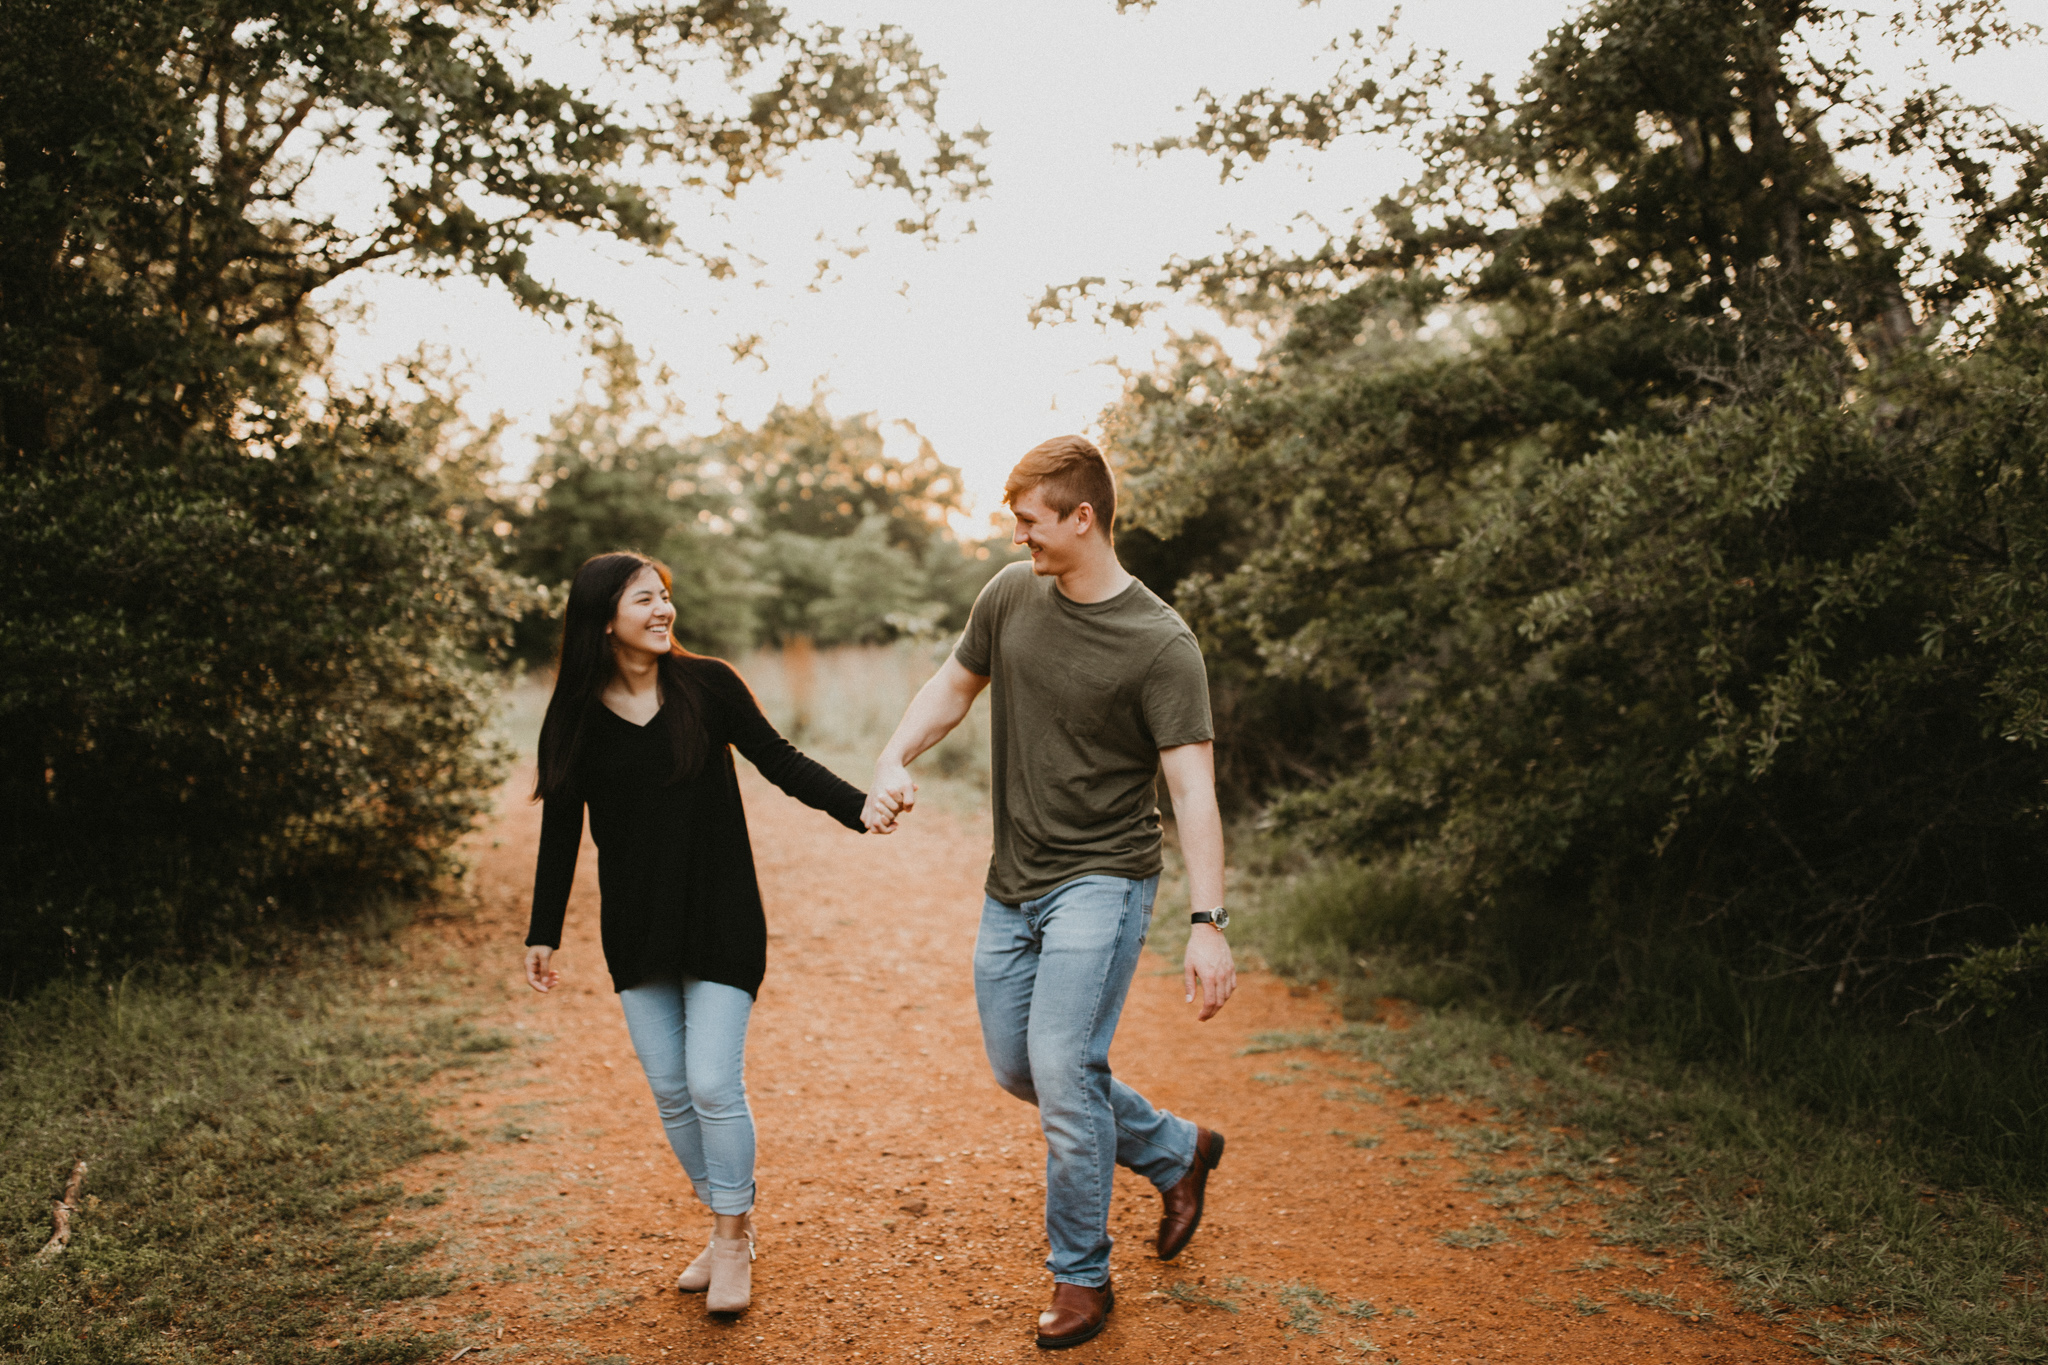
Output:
[322, 0, 2048, 526]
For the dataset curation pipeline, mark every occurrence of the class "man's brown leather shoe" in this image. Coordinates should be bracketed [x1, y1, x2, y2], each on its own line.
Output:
[1156, 1126, 1225, 1262]
[1035, 1280, 1113, 1350]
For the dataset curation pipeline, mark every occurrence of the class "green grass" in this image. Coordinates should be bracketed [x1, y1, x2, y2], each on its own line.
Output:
[0, 928, 500, 1364]
[1161, 1280, 1240, 1312]
[1150, 839, 2048, 1364]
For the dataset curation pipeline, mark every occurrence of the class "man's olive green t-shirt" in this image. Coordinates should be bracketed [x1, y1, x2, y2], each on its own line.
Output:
[953, 561, 1214, 904]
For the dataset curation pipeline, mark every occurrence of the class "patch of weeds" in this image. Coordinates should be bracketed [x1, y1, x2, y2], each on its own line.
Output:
[1438, 1222, 1514, 1249]
[403, 1189, 448, 1208]
[1162, 1281, 1239, 1312]
[1571, 1293, 1609, 1316]
[1571, 1255, 1618, 1273]
[1344, 1298, 1379, 1320]
[1348, 1336, 1382, 1354]
[1622, 1287, 1717, 1323]
[1448, 1126, 1523, 1158]
[0, 952, 477, 1364]
[492, 1121, 534, 1142]
[418, 1017, 517, 1055]
[1398, 1114, 1434, 1132]
[1324, 1085, 1385, 1105]
[1331, 1129, 1383, 1149]
[1251, 1071, 1301, 1086]
[1278, 1282, 1336, 1335]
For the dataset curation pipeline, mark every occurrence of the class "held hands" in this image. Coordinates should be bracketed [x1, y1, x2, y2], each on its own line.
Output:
[1183, 924, 1237, 1021]
[863, 762, 917, 834]
[523, 945, 559, 994]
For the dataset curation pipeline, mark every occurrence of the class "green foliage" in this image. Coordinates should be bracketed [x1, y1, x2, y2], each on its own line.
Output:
[0, 949, 490, 1363]
[504, 356, 1017, 656]
[503, 345, 758, 654]
[1941, 923, 2048, 1018]
[0, 0, 987, 461]
[1112, 0, 2048, 1006]
[0, 409, 525, 984]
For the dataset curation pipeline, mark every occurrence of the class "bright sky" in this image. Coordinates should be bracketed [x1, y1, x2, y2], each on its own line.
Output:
[322, 1, 2048, 525]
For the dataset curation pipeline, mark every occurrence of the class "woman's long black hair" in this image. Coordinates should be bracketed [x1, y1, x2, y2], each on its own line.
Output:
[534, 551, 711, 801]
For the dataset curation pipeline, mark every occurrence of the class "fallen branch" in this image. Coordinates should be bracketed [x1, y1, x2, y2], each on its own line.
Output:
[34, 1160, 88, 1261]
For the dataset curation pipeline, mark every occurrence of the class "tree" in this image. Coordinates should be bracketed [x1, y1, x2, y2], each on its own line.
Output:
[0, 1, 985, 983]
[708, 399, 968, 548]
[502, 367, 1013, 653]
[1106, 0, 2048, 1005]
[505, 344, 759, 654]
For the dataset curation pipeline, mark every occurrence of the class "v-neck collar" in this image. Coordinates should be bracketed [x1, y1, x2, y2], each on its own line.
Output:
[600, 700, 663, 729]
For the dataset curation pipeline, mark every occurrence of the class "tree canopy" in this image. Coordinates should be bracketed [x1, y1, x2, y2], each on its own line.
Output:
[502, 345, 1011, 655]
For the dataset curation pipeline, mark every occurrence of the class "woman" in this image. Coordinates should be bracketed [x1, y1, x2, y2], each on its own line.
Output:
[522, 551, 871, 1315]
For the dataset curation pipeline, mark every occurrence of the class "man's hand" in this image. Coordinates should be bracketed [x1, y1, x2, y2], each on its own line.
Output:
[863, 762, 917, 833]
[1183, 923, 1237, 1021]
[524, 945, 559, 994]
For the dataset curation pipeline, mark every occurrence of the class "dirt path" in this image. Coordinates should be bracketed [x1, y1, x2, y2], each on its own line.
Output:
[372, 767, 1806, 1364]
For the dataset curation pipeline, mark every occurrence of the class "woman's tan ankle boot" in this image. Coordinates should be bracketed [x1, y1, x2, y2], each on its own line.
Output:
[674, 1241, 714, 1293]
[706, 1231, 753, 1314]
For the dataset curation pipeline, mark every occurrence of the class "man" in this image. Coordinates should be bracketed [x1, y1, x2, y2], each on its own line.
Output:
[864, 434, 1236, 1350]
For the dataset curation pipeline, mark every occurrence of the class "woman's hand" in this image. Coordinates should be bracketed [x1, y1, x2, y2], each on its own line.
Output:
[524, 945, 560, 993]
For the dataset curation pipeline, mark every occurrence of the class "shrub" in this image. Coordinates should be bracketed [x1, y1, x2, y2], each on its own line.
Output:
[0, 417, 526, 987]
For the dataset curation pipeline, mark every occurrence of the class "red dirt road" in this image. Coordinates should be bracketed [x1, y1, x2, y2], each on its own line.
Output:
[370, 766, 1806, 1364]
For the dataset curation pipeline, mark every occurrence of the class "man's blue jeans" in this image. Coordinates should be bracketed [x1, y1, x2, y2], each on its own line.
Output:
[617, 976, 756, 1215]
[973, 873, 1200, 1286]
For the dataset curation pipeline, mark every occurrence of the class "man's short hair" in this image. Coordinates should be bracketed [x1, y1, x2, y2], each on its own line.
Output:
[1004, 435, 1116, 540]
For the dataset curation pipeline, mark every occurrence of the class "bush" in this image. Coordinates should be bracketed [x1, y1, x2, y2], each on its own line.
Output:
[0, 417, 526, 988]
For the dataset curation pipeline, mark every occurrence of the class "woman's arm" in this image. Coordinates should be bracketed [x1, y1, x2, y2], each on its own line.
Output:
[524, 796, 584, 991]
[707, 663, 868, 830]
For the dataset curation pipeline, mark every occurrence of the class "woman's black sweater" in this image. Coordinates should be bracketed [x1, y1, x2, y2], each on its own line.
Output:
[524, 657, 866, 996]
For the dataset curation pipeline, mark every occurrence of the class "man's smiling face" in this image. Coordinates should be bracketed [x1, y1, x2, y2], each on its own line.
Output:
[1010, 483, 1093, 578]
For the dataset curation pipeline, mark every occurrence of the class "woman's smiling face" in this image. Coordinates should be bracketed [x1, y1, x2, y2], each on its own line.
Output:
[607, 565, 675, 659]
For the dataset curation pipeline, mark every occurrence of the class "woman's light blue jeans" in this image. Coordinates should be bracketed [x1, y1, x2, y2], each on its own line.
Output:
[617, 976, 756, 1215]
[973, 873, 1200, 1286]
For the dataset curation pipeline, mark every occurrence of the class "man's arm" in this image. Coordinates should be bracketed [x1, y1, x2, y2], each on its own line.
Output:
[1160, 740, 1236, 1021]
[865, 656, 990, 831]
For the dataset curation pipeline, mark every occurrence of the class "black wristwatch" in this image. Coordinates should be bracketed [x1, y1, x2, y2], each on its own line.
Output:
[1190, 907, 1229, 930]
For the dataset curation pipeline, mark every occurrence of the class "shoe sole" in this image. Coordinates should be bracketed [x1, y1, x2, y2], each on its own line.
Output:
[1157, 1131, 1225, 1263]
[1035, 1287, 1114, 1350]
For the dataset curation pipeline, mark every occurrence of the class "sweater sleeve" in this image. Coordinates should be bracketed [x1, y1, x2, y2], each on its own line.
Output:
[526, 794, 585, 948]
[702, 662, 868, 831]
